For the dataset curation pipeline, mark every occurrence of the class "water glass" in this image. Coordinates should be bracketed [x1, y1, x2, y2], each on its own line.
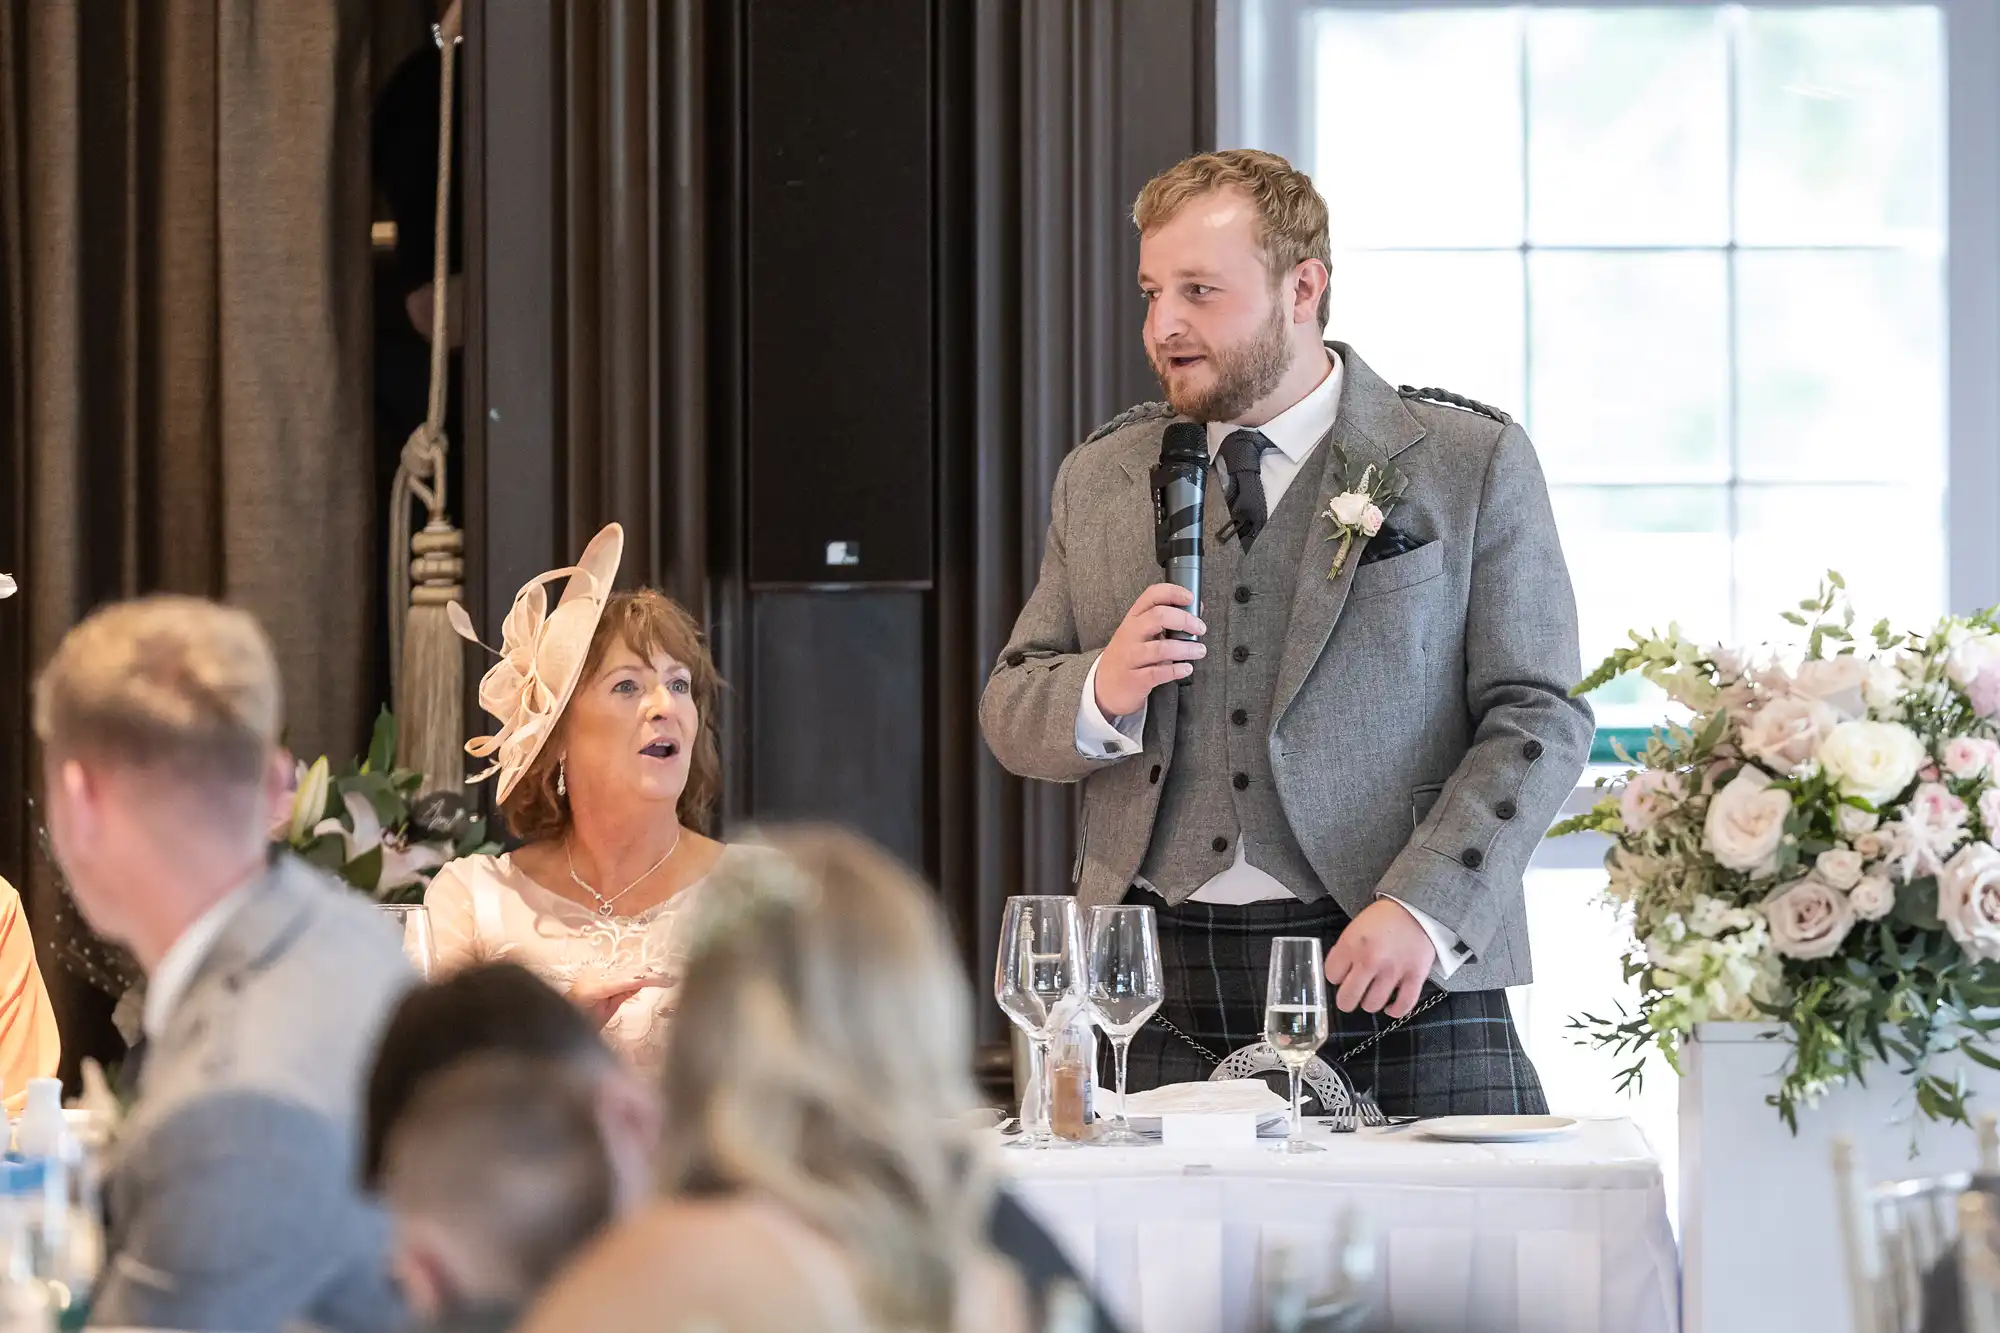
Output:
[1264, 936, 1329, 1154]
[1086, 905, 1163, 1145]
[381, 903, 438, 980]
[995, 896, 1084, 1150]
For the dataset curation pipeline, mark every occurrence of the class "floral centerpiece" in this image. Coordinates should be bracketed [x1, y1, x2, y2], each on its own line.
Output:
[1557, 574, 2000, 1128]
[277, 709, 501, 903]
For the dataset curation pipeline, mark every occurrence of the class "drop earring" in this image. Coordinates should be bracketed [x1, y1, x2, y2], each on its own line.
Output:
[557, 760, 567, 798]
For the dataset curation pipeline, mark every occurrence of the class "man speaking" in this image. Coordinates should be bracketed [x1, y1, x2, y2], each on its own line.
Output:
[978, 150, 1592, 1114]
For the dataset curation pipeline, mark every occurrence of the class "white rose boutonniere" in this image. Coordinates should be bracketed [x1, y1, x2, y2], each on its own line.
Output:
[1320, 442, 1410, 581]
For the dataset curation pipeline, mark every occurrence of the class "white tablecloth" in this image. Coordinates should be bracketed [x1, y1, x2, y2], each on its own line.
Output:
[994, 1117, 1678, 1333]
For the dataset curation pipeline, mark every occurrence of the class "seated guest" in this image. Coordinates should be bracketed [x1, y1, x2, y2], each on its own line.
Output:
[34, 595, 410, 1333]
[379, 1055, 616, 1333]
[428, 522, 749, 1070]
[362, 961, 659, 1215]
[0, 873, 58, 1111]
[367, 959, 1118, 1332]
[526, 826, 1053, 1333]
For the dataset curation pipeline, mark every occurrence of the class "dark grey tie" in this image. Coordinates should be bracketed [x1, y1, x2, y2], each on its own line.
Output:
[1218, 428, 1275, 550]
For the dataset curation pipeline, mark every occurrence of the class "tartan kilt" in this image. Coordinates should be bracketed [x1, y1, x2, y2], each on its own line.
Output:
[1117, 888, 1547, 1118]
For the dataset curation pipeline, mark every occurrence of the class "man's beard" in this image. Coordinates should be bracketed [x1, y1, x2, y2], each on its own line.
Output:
[1151, 301, 1293, 423]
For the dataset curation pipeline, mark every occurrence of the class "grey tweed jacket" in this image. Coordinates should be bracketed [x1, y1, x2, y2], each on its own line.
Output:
[978, 344, 1593, 991]
[93, 855, 415, 1333]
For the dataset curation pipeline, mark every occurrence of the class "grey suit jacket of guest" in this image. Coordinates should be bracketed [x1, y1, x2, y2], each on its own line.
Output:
[92, 855, 415, 1333]
[978, 345, 1594, 991]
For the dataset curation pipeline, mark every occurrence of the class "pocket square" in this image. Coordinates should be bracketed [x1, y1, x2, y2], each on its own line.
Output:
[1359, 524, 1428, 566]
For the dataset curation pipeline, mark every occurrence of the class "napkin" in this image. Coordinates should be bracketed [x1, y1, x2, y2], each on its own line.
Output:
[1095, 1079, 1294, 1138]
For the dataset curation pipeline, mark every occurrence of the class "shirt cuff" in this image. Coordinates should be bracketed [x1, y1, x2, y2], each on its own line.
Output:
[1379, 894, 1470, 980]
[1074, 657, 1147, 758]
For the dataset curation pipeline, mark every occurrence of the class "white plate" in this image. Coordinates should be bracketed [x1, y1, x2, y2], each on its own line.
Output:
[1416, 1115, 1577, 1143]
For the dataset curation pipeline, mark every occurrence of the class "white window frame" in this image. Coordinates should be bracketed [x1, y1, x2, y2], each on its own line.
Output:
[1219, 0, 2000, 870]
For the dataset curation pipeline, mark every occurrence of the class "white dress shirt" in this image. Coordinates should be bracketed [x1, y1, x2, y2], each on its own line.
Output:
[1070, 351, 1466, 977]
[142, 879, 259, 1040]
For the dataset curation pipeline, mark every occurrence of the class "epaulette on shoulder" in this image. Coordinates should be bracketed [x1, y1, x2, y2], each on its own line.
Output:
[1083, 401, 1173, 445]
[1397, 385, 1512, 425]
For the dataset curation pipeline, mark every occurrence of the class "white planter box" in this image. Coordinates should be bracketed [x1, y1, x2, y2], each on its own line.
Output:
[1681, 1021, 2000, 1333]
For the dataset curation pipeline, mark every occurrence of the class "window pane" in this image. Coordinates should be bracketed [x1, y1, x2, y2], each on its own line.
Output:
[1527, 9, 1728, 246]
[1313, 10, 1523, 249]
[1551, 485, 1731, 728]
[1529, 252, 1729, 485]
[1735, 250, 1944, 484]
[1735, 7, 1944, 246]
[1328, 251, 1524, 417]
[1734, 485, 1945, 643]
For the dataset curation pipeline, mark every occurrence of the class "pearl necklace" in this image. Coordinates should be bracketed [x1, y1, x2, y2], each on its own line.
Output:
[565, 828, 682, 917]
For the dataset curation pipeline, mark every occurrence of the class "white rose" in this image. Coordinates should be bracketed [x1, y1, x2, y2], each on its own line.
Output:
[1863, 660, 1908, 713]
[1819, 720, 1927, 807]
[1939, 842, 2000, 962]
[1618, 769, 1683, 835]
[1359, 504, 1384, 537]
[1329, 492, 1370, 526]
[1794, 656, 1870, 720]
[1741, 695, 1839, 776]
[1944, 736, 2000, 782]
[1703, 767, 1793, 876]
[1814, 847, 1865, 890]
[1850, 874, 1896, 922]
[1949, 632, 2000, 687]
[1837, 804, 1881, 838]
[1762, 878, 1857, 960]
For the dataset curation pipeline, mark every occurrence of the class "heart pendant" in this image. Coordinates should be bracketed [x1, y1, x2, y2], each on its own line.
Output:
[599, 902, 614, 917]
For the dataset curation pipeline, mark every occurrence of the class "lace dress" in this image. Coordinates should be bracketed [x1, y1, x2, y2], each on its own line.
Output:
[424, 848, 739, 1070]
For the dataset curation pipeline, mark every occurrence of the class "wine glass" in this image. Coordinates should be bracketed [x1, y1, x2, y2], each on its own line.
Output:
[1264, 936, 1328, 1154]
[381, 903, 438, 980]
[995, 896, 1084, 1150]
[1086, 905, 1163, 1145]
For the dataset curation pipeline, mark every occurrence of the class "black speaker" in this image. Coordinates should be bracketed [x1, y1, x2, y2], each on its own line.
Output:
[748, 591, 926, 867]
[744, 0, 934, 588]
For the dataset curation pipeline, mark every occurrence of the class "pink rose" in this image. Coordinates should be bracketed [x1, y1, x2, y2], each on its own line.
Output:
[1814, 847, 1865, 890]
[1944, 737, 2000, 781]
[1854, 831, 1885, 859]
[1619, 769, 1684, 835]
[1762, 878, 1857, 960]
[1913, 781, 1969, 831]
[1921, 764, 1941, 783]
[1740, 695, 1839, 776]
[1940, 843, 2000, 961]
[1850, 874, 1896, 922]
[1359, 504, 1384, 537]
[1971, 672, 2000, 720]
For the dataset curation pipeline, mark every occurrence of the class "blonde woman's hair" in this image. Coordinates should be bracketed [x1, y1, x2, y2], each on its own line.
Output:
[658, 825, 989, 1332]
[33, 595, 280, 804]
[1133, 148, 1333, 326]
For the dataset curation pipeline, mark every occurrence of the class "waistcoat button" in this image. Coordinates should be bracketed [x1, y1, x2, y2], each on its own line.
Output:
[1233, 772, 1250, 791]
[1462, 848, 1484, 869]
[1231, 708, 1248, 726]
[1212, 836, 1229, 853]
[1232, 645, 1250, 663]
[1234, 585, 1251, 604]
[1496, 799, 1517, 820]
[1524, 740, 1544, 761]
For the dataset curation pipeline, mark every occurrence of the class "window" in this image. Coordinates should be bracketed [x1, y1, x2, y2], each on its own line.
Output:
[1221, 1, 1965, 745]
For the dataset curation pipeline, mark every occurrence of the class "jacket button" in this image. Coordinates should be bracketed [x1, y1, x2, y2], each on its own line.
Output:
[1524, 740, 1544, 761]
[1234, 585, 1251, 604]
[1006, 651, 1025, 668]
[1212, 836, 1229, 853]
[1496, 800, 1517, 820]
[1233, 772, 1250, 791]
[1148, 764, 1161, 785]
[1233, 645, 1250, 663]
[1462, 848, 1484, 869]
[1231, 708, 1248, 727]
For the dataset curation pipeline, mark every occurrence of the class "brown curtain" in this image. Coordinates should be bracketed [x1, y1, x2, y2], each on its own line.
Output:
[0, 0, 379, 1078]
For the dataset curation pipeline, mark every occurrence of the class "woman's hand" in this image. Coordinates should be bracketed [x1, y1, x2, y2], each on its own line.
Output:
[571, 973, 667, 1030]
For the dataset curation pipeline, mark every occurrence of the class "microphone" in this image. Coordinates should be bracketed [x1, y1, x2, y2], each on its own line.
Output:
[1151, 422, 1207, 661]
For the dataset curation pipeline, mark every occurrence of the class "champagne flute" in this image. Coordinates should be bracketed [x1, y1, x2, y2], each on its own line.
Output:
[1086, 905, 1163, 1145]
[995, 896, 1084, 1150]
[381, 903, 438, 980]
[1264, 936, 1328, 1155]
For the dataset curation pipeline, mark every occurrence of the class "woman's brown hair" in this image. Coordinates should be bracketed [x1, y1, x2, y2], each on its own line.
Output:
[501, 590, 722, 842]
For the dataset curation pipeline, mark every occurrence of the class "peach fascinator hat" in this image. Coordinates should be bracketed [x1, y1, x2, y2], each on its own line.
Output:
[448, 523, 624, 803]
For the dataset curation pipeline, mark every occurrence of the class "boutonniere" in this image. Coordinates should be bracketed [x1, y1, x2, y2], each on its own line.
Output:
[1320, 445, 1411, 580]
